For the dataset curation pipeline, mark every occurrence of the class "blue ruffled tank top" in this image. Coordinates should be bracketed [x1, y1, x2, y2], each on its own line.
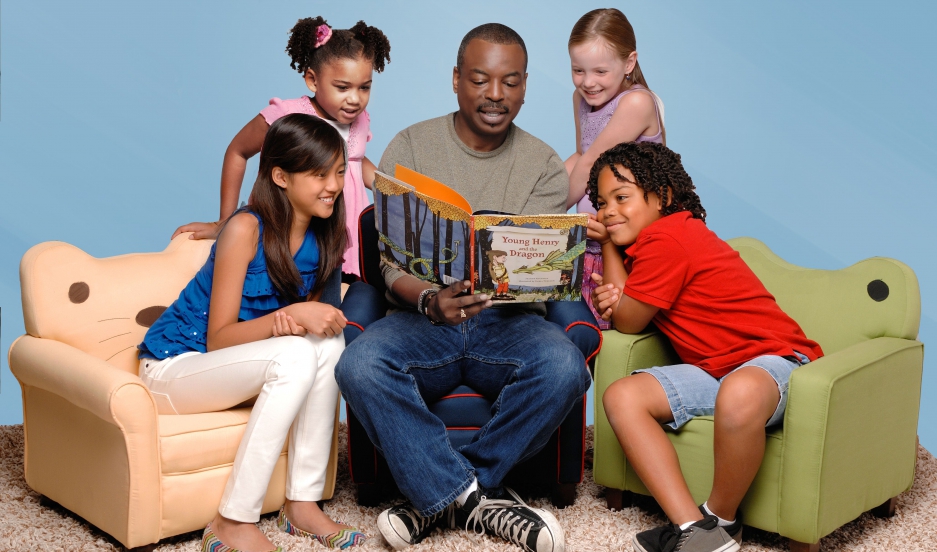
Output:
[139, 211, 319, 360]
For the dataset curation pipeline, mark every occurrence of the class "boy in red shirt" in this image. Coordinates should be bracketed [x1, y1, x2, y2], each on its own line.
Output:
[587, 142, 822, 552]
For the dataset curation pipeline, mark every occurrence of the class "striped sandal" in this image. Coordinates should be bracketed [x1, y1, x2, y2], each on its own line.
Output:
[277, 507, 368, 549]
[201, 523, 283, 552]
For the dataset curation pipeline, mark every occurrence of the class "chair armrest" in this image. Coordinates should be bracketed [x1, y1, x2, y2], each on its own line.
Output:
[778, 336, 923, 542]
[592, 329, 679, 488]
[9, 335, 157, 428]
[339, 282, 387, 345]
[544, 301, 602, 365]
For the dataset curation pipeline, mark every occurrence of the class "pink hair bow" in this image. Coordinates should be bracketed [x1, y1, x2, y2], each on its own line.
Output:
[314, 24, 332, 48]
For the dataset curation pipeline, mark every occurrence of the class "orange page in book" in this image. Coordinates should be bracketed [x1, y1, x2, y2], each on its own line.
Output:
[395, 164, 473, 215]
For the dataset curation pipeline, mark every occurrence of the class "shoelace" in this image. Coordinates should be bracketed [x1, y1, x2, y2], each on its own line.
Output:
[396, 502, 454, 537]
[465, 488, 537, 546]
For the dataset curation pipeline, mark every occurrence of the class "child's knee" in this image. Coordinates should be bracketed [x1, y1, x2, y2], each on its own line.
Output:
[716, 368, 780, 426]
[603, 374, 660, 417]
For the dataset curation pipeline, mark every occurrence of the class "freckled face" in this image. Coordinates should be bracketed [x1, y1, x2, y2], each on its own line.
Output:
[569, 39, 634, 110]
[594, 165, 663, 246]
[305, 57, 374, 124]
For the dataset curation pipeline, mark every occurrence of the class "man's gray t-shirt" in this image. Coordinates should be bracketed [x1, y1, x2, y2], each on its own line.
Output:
[378, 113, 570, 311]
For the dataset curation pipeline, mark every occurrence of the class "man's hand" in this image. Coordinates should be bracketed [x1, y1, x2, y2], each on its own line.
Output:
[427, 280, 492, 325]
[172, 221, 222, 240]
[586, 214, 611, 245]
[590, 272, 621, 322]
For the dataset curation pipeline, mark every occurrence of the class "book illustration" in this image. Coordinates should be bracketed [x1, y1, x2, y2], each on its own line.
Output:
[474, 215, 586, 303]
[373, 166, 587, 303]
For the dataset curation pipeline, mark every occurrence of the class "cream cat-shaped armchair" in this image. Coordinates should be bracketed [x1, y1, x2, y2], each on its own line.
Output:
[9, 235, 341, 550]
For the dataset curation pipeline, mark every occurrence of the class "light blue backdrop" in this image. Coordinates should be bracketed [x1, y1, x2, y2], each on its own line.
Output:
[1, 2, 935, 448]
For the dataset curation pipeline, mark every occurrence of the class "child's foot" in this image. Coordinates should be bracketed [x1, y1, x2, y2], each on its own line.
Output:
[204, 514, 281, 552]
[698, 505, 742, 544]
[280, 500, 367, 549]
[633, 516, 739, 552]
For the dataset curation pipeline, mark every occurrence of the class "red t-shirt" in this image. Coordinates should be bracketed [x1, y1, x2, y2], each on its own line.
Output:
[623, 212, 823, 378]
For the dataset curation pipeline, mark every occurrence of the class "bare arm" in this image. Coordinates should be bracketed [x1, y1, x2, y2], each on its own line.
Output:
[566, 91, 659, 209]
[361, 156, 376, 190]
[205, 213, 346, 350]
[586, 216, 658, 333]
[171, 115, 269, 240]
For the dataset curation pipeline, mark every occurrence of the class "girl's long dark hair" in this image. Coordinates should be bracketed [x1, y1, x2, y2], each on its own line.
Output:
[249, 113, 347, 303]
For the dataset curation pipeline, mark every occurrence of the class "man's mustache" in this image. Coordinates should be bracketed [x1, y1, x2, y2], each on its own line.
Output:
[478, 102, 509, 113]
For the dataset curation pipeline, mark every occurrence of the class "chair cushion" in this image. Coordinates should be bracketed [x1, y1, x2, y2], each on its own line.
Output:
[158, 408, 287, 475]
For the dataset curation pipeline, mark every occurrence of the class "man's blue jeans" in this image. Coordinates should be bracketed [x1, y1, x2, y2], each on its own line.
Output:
[335, 307, 592, 517]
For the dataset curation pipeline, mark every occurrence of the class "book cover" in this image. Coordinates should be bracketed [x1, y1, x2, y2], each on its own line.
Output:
[373, 166, 587, 302]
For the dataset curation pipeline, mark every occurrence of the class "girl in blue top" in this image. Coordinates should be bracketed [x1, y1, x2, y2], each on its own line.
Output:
[138, 114, 365, 551]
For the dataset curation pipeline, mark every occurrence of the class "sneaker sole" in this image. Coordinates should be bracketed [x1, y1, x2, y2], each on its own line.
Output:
[631, 532, 740, 552]
[631, 535, 653, 552]
[377, 510, 413, 550]
[531, 508, 566, 552]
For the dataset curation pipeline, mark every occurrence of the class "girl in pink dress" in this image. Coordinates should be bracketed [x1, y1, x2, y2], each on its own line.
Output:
[564, 8, 665, 329]
[174, 16, 391, 279]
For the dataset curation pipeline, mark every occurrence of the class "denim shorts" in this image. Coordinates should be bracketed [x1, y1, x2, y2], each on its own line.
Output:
[634, 352, 809, 430]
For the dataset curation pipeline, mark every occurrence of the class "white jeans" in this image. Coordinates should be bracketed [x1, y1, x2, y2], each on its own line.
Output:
[139, 333, 343, 522]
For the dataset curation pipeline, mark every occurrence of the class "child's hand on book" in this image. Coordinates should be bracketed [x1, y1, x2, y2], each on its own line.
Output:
[586, 214, 611, 245]
[590, 272, 620, 322]
[428, 280, 493, 325]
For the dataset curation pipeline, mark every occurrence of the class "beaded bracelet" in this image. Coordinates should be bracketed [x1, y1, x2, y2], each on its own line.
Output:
[416, 288, 434, 315]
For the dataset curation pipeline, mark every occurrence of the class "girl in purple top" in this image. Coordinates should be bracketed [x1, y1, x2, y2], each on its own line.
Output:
[564, 8, 666, 329]
[174, 16, 391, 278]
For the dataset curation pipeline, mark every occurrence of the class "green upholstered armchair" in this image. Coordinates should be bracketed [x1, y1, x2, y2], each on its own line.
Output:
[592, 237, 923, 552]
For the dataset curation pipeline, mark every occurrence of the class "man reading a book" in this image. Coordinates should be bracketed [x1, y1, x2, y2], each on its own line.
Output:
[335, 23, 593, 552]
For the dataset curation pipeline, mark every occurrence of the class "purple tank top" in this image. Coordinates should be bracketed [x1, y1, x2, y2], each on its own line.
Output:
[577, 86, 663, 214]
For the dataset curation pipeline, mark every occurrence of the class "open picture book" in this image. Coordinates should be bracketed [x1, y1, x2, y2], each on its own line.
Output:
[373, 165, 588, 303]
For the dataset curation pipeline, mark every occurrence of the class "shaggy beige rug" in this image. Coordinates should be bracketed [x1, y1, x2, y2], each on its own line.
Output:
[1, 424, 935, 551]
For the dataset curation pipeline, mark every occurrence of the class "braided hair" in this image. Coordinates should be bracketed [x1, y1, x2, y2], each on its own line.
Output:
[286, 17, 391, 75]
[587, 142, 706, 222]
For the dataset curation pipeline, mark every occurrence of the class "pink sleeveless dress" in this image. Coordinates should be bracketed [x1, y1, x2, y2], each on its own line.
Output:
[577, 86, 663, 329]
[261, 97, 371, 277]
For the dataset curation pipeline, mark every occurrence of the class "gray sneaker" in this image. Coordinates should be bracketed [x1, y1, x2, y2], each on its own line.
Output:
[698, 505, 742, 545]
[668, 516, 739, 552]
[456, 487, 565, 552]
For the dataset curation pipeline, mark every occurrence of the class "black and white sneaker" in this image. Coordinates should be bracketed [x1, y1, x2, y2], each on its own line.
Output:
[377, 500, 453, 549]
[455, 487, 565, 552]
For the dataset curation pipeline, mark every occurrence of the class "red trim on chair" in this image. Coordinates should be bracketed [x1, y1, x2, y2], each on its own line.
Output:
[565, 321, 603, 367]
[447, 426, 482, 431]
[440, 393, 484, 400]
[358, 205, 374, 284]
[347, 321, 365, 333]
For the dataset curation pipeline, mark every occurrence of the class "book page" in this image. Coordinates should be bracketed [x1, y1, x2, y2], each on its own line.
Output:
[474, 214, 588, 302]
[373, 171, 473, 287]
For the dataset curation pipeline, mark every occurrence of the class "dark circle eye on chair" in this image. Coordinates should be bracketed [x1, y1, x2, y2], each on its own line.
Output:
[867, 280, 889, 302]
[69, 282, 90, 303]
